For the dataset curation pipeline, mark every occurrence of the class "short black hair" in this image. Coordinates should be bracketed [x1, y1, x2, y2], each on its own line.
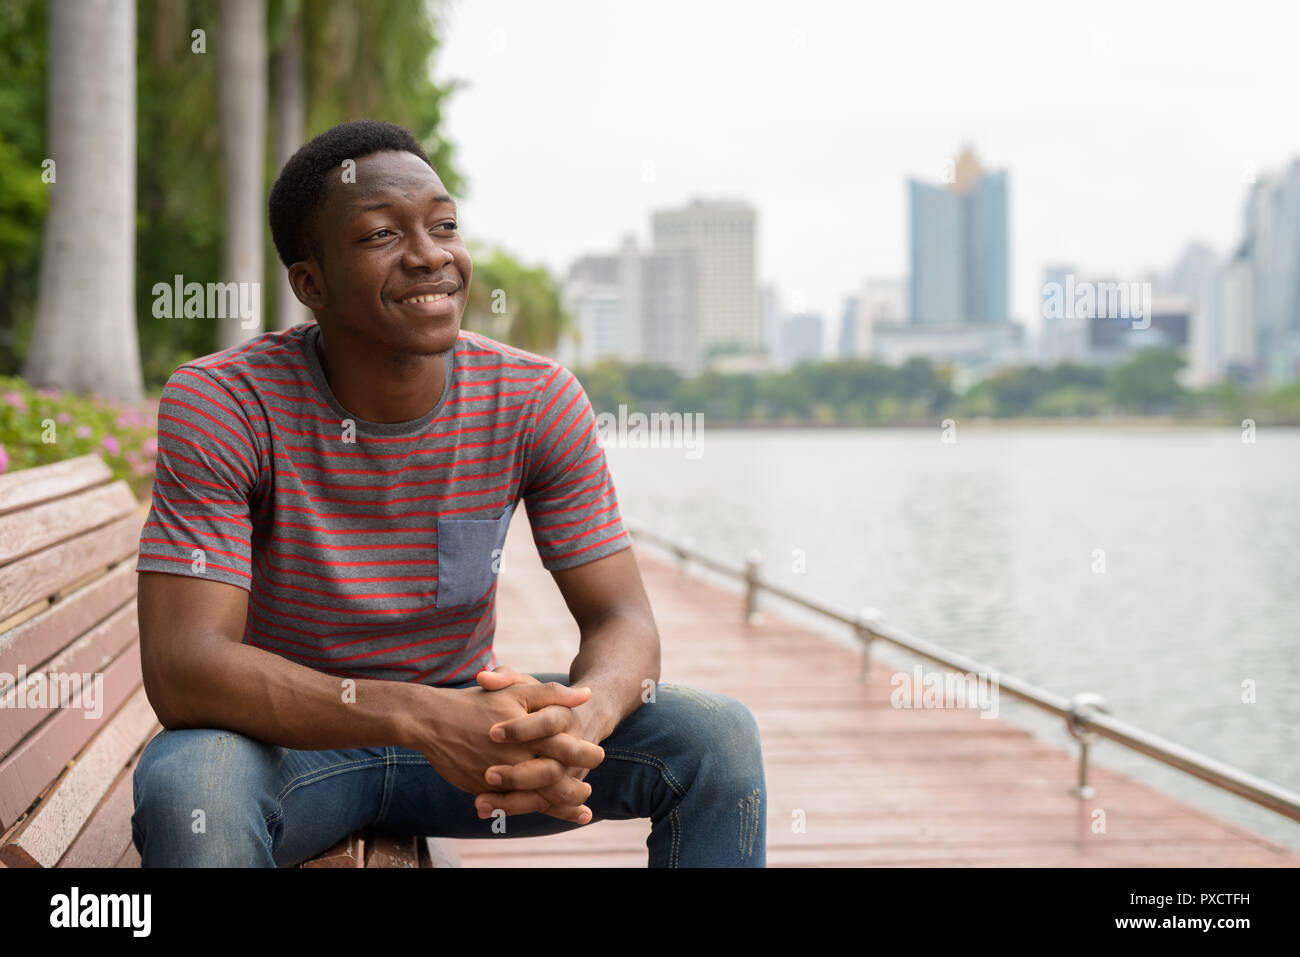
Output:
[268, 119, 434, 268]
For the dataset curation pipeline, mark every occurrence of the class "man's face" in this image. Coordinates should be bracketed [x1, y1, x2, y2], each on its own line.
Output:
[298, 149, 471, 358]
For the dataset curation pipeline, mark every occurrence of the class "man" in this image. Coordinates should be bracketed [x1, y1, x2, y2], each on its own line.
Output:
[130, 119, 766, 867]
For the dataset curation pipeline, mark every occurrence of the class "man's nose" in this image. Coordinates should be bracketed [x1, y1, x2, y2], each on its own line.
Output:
[402, 226, 454, 270]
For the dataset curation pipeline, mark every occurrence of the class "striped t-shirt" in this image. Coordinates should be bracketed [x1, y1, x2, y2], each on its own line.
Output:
[134, 321, 632, 686]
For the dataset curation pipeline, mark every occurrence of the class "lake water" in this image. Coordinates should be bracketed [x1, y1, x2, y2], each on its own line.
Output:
[604, 426, 1300, 851]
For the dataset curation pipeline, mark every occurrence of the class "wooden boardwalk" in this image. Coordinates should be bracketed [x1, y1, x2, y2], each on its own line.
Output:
[454, 508, 1300, 867]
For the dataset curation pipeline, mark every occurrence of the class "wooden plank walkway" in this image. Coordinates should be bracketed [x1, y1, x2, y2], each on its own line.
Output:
[454, 507, 1300, 867]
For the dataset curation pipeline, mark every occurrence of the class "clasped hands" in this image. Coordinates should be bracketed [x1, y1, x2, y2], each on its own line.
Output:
[469, 665, 606, 825]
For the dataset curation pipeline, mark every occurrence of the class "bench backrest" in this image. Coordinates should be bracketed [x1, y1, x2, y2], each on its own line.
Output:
[0, 454, 150, 837]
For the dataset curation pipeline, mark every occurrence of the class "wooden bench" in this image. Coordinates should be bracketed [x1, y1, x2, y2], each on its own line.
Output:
[0, 453, 458, 868]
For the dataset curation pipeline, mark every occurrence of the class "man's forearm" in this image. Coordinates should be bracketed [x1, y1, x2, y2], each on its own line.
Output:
[567, 609, 661, 742]
[146, 634, 432, 752]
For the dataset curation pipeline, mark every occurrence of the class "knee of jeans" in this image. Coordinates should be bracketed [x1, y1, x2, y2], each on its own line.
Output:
[657, 685, 764, 768]
[132, 728, 277, 844]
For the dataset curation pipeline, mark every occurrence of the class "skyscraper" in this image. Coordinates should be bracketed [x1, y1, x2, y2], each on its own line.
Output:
[1243, 161, 1300, 383]
[652, 199, 759, 360]
[908, 147, 1008, 325]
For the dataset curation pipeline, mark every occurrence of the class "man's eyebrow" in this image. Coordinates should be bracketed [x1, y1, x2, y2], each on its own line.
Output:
[354, 194, 457, 214]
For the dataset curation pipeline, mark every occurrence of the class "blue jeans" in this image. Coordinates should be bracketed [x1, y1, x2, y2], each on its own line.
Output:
[131, 673, 766, 867]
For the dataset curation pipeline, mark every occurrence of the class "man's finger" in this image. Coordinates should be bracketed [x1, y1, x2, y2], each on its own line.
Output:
[489, 704, 572, 744]
[475, 665, 538, 691]
[483, 756, 568, 791]
[516, 681, 591, 711]
[475, 790, 592, 824]
[524, 732, 606, 770]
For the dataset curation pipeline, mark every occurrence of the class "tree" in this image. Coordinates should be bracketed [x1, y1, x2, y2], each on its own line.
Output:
[217, 0, 267, 350]
[0, 0, 49, 376]
[23, 0, 143, 402]
[462, 242, 575, 354]
[1107, 348, 1186, 413]
[270, 0, 307, 331]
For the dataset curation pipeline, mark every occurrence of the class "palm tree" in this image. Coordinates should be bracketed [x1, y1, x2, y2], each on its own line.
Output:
[217, 0, 267, 350]
[270, 0, 307, 331]
[24, 0, 142, 402]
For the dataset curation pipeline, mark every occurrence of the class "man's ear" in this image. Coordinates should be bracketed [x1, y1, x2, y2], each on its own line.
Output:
[288, 260, 327, 311]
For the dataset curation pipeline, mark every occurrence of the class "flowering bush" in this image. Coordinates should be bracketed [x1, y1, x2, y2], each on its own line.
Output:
[0, 375, 161, 500]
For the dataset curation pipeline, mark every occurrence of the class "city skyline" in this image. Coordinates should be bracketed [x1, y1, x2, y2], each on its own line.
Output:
[435, 0, 1299, 345]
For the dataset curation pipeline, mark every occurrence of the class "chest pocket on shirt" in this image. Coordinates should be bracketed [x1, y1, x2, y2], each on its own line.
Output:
[435, 500, 516, 608]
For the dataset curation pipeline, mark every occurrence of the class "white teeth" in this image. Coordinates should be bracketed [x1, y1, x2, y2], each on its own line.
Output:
[401, 292, 450, 303]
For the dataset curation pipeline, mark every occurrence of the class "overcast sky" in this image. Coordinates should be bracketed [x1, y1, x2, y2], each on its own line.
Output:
[434, 0, 1300, 343]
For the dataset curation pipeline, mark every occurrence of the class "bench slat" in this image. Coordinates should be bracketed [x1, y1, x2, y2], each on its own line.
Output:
[0, 638, 142, 830]
[301, 832, 365, 867]
[0, 455, 111, 517]
[364, 832, 419, 868]
[58, 730, 157, 868]
[0, 687, 156, 867]
[0, 481, 138, 567]
[0, 561, 137, 693]
[0, 503, 147, 622]
[115, 842, 141, 867]
[0, 600, 138, 757]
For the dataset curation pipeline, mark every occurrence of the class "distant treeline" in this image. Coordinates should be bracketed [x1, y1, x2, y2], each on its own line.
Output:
[574, 348, 1300, 425]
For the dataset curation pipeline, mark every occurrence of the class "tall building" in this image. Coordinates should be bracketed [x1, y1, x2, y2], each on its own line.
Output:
[758, 282, 782, 364]
[1039, 265, 1089, 364]
[1164, 243, 1220, 386]
[640, 248, 701, 376]
[559, 252, 627, 368]
[779, 313, 824, 369]
[1217, 244, 1257, 383]
[652, 198, 759, 360]
[1242, 161, 1300, 383]
[909, 147, 1009, 325]
[853, 277, 906, 358]
[836, 296, 859, 358]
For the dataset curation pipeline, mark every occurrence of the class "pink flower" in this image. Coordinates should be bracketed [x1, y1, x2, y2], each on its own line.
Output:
[0, 443, 8, 475]
[35, 386, 61, 399]
[102, 435, 120, 456]
[143, 437, 158, 456]
[56, 411, 73, 424]
[116, 407, 143, 428]
[3, 391, 26, 412]
[75, 425, 92, 439]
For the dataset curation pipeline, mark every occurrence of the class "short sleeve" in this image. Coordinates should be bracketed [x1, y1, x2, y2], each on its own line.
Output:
[135, 367, 259, 591]
[522, 363, 632, 571]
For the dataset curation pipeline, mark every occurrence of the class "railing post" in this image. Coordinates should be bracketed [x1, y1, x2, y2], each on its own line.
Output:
[1066, 692, 1109, 799]
[743, 550, 762, 624]
[855, 607, 884, 682]
[675, 535, 694, 578]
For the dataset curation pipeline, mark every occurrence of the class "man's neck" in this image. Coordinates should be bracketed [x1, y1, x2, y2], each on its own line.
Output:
[315, 325, 447, 425]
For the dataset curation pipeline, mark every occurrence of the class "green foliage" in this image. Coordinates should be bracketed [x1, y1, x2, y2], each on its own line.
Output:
[1107, 348, 1186, 413]
[0, 374, 160, 498]
[568, 347, 1300, 426]
[462, 241, 574, 354]
[0, 0, 49, 375]
[2, 0, 469, 385]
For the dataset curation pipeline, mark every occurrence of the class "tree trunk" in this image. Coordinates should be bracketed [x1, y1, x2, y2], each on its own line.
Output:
[217, 0, 268, 350]
[24, 0, 142, 403]
[272, 6, 307, 331]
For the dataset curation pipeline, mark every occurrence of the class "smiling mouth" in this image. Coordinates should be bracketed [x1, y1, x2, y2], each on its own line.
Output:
[400, 292, 453, 304]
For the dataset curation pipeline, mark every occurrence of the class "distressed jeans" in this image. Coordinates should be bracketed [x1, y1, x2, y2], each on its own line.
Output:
[131, 673, 766, 867]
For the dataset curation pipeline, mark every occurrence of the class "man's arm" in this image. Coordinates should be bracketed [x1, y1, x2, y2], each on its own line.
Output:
[472, 545, 661, 815]
[137, 570, 426, 749]
[560, 546, 661, 742]
[137, 571, 601, 804]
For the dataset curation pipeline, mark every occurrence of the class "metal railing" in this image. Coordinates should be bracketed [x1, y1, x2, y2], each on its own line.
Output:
[624, 519, 1300, 825]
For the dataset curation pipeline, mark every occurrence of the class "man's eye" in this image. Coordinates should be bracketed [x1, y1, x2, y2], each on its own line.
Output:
[438, 221, 457, 232]
[369, 228, 394, 240]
